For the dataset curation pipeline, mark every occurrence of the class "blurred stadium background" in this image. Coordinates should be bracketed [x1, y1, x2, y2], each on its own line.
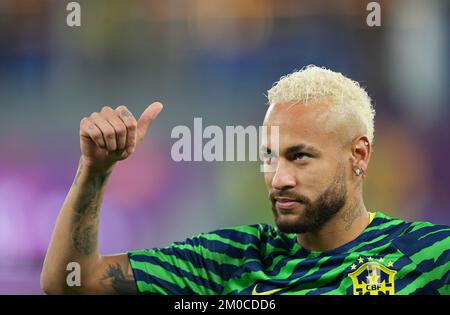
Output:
[0, 0, 449, 294]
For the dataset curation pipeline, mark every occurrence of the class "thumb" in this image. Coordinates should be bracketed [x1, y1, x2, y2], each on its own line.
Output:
[137, 102, 163, 140]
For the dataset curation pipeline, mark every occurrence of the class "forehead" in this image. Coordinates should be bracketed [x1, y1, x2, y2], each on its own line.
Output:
[263, 100, 338, 150]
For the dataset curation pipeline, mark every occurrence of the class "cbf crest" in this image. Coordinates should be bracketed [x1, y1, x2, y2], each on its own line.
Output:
[348, 256, 397, 295]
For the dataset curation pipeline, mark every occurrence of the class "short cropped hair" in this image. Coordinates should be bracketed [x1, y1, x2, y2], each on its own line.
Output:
[267, 65, 376, 143]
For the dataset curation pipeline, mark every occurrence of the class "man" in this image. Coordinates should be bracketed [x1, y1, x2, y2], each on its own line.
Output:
[41, 66, 449, 295]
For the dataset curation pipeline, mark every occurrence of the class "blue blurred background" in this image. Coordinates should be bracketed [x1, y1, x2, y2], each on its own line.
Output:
[0, 0, 449, 294]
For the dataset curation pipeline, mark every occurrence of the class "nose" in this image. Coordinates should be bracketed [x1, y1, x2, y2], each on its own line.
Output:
[271, 161, 296, 190]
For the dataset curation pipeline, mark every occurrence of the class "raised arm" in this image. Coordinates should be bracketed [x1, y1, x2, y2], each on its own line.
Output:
[40, 102, 163, 294]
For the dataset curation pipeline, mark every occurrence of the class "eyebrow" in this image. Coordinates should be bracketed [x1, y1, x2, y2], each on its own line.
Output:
[285, 144, 321, 156]
[260, 144, 321, 156]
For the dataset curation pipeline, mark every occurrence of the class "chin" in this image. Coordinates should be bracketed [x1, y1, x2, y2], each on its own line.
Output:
[274, 214, 312, 234]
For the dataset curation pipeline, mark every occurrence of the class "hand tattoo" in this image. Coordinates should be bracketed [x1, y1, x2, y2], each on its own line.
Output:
[121, 110, 132, 118]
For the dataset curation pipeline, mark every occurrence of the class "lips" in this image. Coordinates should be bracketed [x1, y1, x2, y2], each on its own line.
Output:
[275, 198, 301, 210]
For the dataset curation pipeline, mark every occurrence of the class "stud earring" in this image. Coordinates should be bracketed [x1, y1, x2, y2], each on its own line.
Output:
[354, 168, 361, 176]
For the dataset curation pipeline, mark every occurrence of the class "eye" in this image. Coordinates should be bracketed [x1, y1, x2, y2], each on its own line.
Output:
[294, 152, 311, 161]
[262, 150, 276, 164]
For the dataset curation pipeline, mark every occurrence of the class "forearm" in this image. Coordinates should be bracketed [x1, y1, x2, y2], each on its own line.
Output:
[41, 157, 112, 294]
[41, 102, 163, 294]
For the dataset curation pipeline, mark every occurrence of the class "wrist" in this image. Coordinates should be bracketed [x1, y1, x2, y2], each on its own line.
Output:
[80, 157, 115, 176]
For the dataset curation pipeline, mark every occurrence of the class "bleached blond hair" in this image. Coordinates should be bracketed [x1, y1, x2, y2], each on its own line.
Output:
[267, 65, 376, 144]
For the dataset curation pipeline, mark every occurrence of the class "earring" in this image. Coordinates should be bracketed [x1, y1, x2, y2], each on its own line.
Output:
[354, 168, 361, 176]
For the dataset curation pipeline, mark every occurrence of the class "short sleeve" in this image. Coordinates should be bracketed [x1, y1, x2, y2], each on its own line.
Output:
[128, 225, 264, 295]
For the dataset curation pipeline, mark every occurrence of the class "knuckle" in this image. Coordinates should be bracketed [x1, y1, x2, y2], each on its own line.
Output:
[101, 105, 112, 112]
[93, 134, 103, 142]
[116, 127, 126, 137]
[127, 121, 137, 131]
[118, 107, 134, 119]
[104, 131, 115, 139]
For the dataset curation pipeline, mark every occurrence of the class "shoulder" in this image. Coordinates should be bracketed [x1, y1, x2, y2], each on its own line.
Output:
[390, 218, 450, 263]
[371, 212, 449, 243]
[190, 223, 273, 246]
[394, 219, 450, 246]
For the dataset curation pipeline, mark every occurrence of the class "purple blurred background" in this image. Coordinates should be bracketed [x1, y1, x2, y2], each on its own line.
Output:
[0, 0, 449, 294]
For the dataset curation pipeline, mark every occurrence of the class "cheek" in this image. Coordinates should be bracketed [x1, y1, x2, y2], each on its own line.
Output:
[264, 173, 274, 188]
[299, 163, 333, 190]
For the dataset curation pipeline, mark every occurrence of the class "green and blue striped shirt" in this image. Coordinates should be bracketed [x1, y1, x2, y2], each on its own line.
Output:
[128, 212, 450, 295]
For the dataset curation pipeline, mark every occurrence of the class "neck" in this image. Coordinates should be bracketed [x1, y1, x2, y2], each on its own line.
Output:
[296, 195, 369, 253]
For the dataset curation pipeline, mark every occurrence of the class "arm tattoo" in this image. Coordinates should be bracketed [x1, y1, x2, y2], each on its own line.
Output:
[71, 164, 111, 255]
[72, 224, 98, 256]
[101, 262, 137, 294]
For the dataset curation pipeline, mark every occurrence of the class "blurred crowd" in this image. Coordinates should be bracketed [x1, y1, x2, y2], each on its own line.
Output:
[0, 0, 449, 294]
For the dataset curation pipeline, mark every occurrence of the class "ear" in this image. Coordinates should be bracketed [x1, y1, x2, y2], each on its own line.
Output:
[349, 136, 371, 178]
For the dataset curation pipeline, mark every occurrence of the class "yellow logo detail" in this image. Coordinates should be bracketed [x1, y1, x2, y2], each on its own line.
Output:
[251, 284, 284, 295]
[348, 262, 397, 295]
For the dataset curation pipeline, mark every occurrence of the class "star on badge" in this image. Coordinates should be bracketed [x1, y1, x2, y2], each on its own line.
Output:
[351, 264, 357, 270]
[387, 261, 394, 267]
[358, 257, 364, 264]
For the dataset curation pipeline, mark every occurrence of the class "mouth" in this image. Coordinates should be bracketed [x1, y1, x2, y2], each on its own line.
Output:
[274, 198, 301, 210]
